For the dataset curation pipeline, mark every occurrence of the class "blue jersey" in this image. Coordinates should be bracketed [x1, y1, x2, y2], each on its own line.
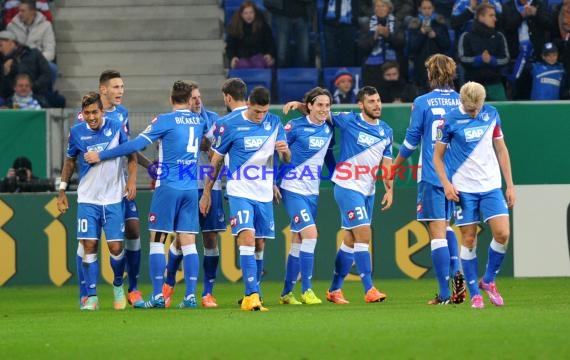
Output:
[213, 109, 286, 202]
[67, 118, 128, 205]
[278, 116, 333, 196]
[197, 107, 220, 190]
[331, 112, 393, 196]
[99, 109, 207, 190]
[401, 89, 460, 186]
[438, 105, 504, 193]
[530, 61, 565, 100]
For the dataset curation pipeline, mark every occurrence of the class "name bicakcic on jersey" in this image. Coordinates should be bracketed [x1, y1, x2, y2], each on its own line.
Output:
[147, 161, 421, 181]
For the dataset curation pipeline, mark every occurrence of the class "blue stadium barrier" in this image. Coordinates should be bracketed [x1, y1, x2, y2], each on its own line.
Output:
[276, 68, 319, 103]
[228, 68, 272, 94]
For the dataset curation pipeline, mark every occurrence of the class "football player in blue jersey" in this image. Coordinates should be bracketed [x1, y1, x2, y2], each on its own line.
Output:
[200, 86, 291, 311]
[74, 70, 152, 308]
[276, 87, 334, 306]
[162, 81, 225, 308]
[434, 81, 515, 309]
[85, 81, 209, 309]
[284, 86, 393, 304]
[57, 92, 137, 310]
[392, 54, 466, 305]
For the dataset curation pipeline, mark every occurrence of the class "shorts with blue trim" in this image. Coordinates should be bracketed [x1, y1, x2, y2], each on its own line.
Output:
[334, 185, 375, 229]
[77, 201, 124, 241]
[123, 198, 139, 221]
[228, 195, 274, 238]
[199, 189, 226, 232]
[416, 181, 454, 222]
[148, 185, 199, 233]
[281, 188, 318, 233]
[455, 188, 509, 226]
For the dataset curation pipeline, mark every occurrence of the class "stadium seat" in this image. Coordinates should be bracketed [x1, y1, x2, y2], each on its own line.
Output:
[228, 68, 272, 95]
[276, 68, 319, 103]
[322, 67, 362, 94]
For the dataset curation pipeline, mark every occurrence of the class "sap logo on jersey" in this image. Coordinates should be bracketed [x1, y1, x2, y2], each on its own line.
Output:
[357, 132, 380, 147]
[86, 142, 109, 152]
[309, 136, 327, 150]
[463, 126, 488, 142]
[244, 136, 268, 150]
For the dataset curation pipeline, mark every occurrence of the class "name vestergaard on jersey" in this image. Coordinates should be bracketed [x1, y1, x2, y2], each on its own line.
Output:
[244, 136, 269, 150]
[426, 97, 460, 107]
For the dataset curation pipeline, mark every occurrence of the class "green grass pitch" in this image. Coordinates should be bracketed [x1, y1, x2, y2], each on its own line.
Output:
[1, 278, 569, 359]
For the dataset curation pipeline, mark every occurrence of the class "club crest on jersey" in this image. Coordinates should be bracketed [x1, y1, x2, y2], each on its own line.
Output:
[309, 136, 327, 150]
[104, 128, 112, 137]
[325, 126, 330, 133]
[357, 132, 380, 147]
[86, 142, 109, 152]
[244, 136, 268, 150]
[149, 213, 157, 223]
[263, 121, 272, 131]
[464, 126, 488, 142]
[482, 112, 490, 122]
[379, 129, 385, 137]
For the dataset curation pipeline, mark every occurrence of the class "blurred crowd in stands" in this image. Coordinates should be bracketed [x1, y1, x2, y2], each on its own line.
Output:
[223, 0, 570, 101]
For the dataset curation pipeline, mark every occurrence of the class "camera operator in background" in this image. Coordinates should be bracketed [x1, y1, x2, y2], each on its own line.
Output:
[0, 156, 51, 192]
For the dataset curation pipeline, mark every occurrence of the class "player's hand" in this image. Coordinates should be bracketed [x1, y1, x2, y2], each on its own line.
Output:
[505, 186, 516, 208]
[275, 140, 289, 154]
[264, 54, 274, 66]
[230, 57, 239, 69]
[125, 179, 136, 201]
[443, 182, 460, 202]
[381, 190, 393, 211]
[57, 191, 69, 213]
[482, 50, 491, 63]
[84, 151, 101, 164]
[282, 101, 305, 115]
[3, 59, 13, 76]
[199, 191, 211, 216]
[273, 185, 282, 204]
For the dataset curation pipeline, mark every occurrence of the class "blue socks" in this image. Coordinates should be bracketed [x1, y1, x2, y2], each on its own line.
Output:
[165, 242, 183, 287]
[300, 239, 317, 292]
[330, 243, 354, 292]
[239, 246, 258, 295]
[354, 243, 373, 293]
[460, 246, 480, 297]
[431, 239, 451, 300]
[109, 249, 126, 287]
[202, 247, 219, 296]
[446, 227, 461, 275]
[82, 253, 99, 297]
[483, 239, 507, 283]
[125, 238, 141, 292]
[182, 244, 199, 298]
[149, 242, 165, 297]
[282, 243, 300, 296]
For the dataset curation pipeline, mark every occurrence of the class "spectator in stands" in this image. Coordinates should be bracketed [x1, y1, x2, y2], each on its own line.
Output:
[361, 0, 405, 90]
[550, 0, 570, 77]
[457, 4, 510, 100]
[376, 61, 417, 102]
[265, 0, 313, 67]
[0, 30, 51, 105]
[451, 0, 503, 35]
[6, 73, 41, 109]
[226, 1, 275, 69]
[323, 0, 361, 67]
[502, 0, 552, 87]
[3, 0, 52, 27]
[0, 156, 51, 193]
[392, 0, 417, 26]
[332, 68, 357, 103]
[408, 0, 451, 93]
